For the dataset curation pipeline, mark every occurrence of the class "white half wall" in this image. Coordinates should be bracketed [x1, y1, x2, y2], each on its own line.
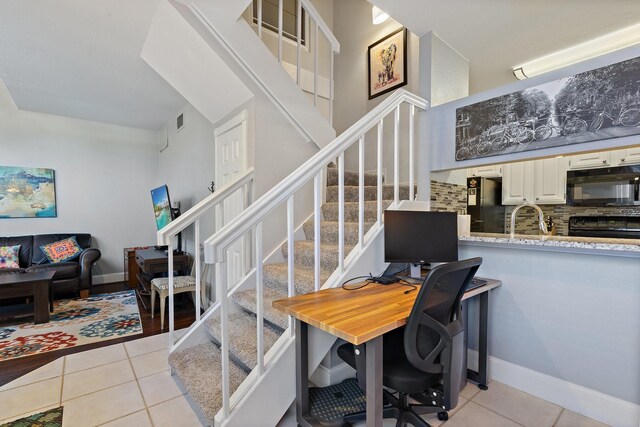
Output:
[0, 82, 159, 277]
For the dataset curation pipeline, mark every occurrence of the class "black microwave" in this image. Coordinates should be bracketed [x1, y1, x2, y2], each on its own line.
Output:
[567, 165, 640, 206]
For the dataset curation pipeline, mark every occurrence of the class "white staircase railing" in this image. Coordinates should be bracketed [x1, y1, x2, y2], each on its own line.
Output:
[156, 168, 255, 346]
[204, 89, 427, 419]
[248, 0, 340, 124]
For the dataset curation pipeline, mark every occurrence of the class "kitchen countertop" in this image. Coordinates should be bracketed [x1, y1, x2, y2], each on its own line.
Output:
[459, 232, 640, 258]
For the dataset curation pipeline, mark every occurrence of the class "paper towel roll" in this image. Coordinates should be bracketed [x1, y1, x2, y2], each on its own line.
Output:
[457, 215, 471, 237]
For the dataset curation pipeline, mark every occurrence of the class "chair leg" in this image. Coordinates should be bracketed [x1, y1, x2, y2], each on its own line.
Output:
[150, 287, 156, 318]
[160, 291, 166, 331]
[403, 409, 431, 427]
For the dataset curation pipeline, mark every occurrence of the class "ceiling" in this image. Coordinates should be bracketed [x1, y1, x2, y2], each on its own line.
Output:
[371, 0, 640, 94]
[0, 0, 186, 130]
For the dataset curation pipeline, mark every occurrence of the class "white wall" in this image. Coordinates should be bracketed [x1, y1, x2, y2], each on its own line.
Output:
[0, 82, 159, 281]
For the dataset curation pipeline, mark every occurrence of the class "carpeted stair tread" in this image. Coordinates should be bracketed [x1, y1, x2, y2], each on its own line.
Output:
[168, 342, 247, 423]
[282, 240, 354, 272]
[264, 263, 331, 295]
[326, 168, 378, 186]
[232, 286, 289, 330]
[325, 185, 412, 203]
[322, 200, 393, 222]
[303, 220, 375, 245]
[205, 312, 282, 373]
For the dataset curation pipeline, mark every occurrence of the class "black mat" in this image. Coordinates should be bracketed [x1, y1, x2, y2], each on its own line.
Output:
[309, 378, 366, 426]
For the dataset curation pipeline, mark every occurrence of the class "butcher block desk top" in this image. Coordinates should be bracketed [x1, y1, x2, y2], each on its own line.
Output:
[273, 278, 501, 345]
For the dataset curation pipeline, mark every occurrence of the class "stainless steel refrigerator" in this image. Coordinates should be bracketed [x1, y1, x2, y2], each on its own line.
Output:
[466, 177, 505, 233]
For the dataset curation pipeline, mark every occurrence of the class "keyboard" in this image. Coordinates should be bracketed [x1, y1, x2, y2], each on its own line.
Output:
[466, 277, 487, 291]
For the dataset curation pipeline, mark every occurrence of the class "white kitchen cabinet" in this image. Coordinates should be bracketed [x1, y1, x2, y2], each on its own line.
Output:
[502, 161, 534, 205]
[533, 157, 567, 204]
[467, 165, 502, 178]
[567, 152, 610, 169]
[611, 147, 640, 166]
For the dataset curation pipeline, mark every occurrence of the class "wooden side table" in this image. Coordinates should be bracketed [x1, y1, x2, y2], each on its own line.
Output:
[0, 271, 55, 324]
[123, 246, 149, 289]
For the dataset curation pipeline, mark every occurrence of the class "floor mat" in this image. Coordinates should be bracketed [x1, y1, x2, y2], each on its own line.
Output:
[0, 406, 63, 427]
[0, 290, 142, 361]
[309, 378, 366, 426]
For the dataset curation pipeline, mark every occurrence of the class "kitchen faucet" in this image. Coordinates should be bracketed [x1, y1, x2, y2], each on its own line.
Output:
[510, 201, 549, 238]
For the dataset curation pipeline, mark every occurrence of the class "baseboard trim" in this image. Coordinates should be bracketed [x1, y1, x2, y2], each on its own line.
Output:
[310, 362, 355, 388]
[467, 350, 640, 427]
[92, 273, 124, 285]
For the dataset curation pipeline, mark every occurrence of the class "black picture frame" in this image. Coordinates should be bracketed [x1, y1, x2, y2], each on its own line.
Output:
[368, 27, 408, 100]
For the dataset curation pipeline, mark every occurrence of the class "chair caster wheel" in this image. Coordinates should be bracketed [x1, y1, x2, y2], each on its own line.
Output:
[437, 411, 449, 421]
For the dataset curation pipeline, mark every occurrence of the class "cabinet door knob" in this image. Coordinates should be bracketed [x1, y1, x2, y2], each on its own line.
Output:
[536, 197, 539, 201]
[621, 158, 626, 162]
[602, 159, 607, 164]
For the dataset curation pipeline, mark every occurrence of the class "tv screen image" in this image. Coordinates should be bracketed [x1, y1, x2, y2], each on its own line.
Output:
[151, 185, 173, 231]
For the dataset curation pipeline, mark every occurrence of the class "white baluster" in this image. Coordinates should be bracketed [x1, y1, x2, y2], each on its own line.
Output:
[216, 260, 230, 417]
[168, 240, 174, 346]
[314, 22, 318, 106]
[287, 196, 295, 335]
[409, 104, 415, 201]
[358, 136, 365, 248]
[296, 0, 301, 85]
[377, 120, 383, 225]
[394, 105, 400, 206]
[257, 0, 263, 40]
[277, 0, 283, 63]
[338, 153, 345, 273]
[330, 52, 334, 125]
[314, 173, 321, 291]
[256, 223, 264, 374]
[195, 219, 201, 322]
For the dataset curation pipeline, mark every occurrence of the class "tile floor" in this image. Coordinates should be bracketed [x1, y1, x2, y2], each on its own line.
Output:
[0, 333, 609, 427]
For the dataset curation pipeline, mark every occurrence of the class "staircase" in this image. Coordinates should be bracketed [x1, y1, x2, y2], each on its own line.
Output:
[168, 167, 411, 423]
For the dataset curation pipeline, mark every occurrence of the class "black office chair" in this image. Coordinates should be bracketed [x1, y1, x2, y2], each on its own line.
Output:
[337, 257, 482, 427]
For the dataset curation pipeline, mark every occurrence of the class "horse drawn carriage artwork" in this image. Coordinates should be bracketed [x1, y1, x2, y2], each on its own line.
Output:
[455, 56, 640, 161]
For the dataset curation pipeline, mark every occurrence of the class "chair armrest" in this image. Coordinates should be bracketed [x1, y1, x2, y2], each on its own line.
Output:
[405, 314, 463, 374]
[78, 248, 101, 290]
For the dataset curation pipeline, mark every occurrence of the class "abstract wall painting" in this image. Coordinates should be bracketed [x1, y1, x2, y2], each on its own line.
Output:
[0, 166, 57, 218]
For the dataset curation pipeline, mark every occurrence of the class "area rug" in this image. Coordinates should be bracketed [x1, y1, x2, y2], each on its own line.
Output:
[0, 406, 63, 427]
[0, 290, 142, 361]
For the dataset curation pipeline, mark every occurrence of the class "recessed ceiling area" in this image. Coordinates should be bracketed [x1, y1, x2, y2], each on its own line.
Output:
[0, 0, 187, 130]
[370, 0, 640, 94]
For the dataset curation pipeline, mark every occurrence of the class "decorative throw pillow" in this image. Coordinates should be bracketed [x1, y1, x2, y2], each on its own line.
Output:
[40, 237, 82, 263]
[0, 245, 20, 269]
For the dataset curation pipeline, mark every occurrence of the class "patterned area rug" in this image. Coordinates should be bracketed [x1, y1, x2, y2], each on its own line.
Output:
[0, 291, 142, 361]
[0, 406, 63, 427]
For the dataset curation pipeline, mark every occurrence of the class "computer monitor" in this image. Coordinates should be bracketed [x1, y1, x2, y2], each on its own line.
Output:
[384, 210, 458, 279]
[151, 185, 174, 231]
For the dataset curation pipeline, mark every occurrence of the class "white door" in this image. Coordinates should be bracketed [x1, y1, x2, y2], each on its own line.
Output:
[215, 112, 248, 289]
[533, 158, 567, 204]
[568, 152, 610, 169]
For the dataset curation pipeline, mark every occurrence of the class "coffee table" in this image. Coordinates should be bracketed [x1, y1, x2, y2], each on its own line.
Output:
[0, 271, 55, 324]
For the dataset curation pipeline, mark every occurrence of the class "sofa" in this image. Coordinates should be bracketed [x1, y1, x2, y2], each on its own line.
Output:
[0, 234, 101, 298]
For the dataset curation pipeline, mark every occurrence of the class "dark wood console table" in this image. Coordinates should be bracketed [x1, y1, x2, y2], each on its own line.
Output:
[133, 249, 190, 310]
[0, 271, 55, 324]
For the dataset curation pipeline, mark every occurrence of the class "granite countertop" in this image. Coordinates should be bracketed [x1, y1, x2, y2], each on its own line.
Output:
[459, 232, 640, 257]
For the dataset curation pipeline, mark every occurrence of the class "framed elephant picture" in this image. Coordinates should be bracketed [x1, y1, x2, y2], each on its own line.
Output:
[368, 27, 407, 99]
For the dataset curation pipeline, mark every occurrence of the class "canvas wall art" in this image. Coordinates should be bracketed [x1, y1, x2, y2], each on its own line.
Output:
[455, 55, 640, 161]
[0, 166, 57, 218]
[368, 27, 407, 99]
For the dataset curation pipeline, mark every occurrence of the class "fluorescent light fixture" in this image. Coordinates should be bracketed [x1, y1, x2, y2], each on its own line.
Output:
[513, 23, 640, 80]
[372, 6, 389, 25]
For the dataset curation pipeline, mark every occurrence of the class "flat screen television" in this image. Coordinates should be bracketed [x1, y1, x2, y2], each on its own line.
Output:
[384, 210, 458, 279]
[150, 185, 174, 231]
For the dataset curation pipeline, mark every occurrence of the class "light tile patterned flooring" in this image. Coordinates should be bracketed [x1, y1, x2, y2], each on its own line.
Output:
[0, 333, 609, 427]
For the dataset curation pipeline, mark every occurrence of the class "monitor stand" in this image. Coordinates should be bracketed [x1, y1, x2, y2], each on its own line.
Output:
[398, 263, 424, 285]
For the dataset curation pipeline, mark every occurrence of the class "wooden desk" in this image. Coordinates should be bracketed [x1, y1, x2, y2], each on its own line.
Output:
[274, 277, 501, 427]
[133, 249, 190, 310]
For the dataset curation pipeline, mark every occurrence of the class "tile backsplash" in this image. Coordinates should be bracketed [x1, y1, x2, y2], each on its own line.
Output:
[430, 181, 467, 213]
[505, 205, 640, 235]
